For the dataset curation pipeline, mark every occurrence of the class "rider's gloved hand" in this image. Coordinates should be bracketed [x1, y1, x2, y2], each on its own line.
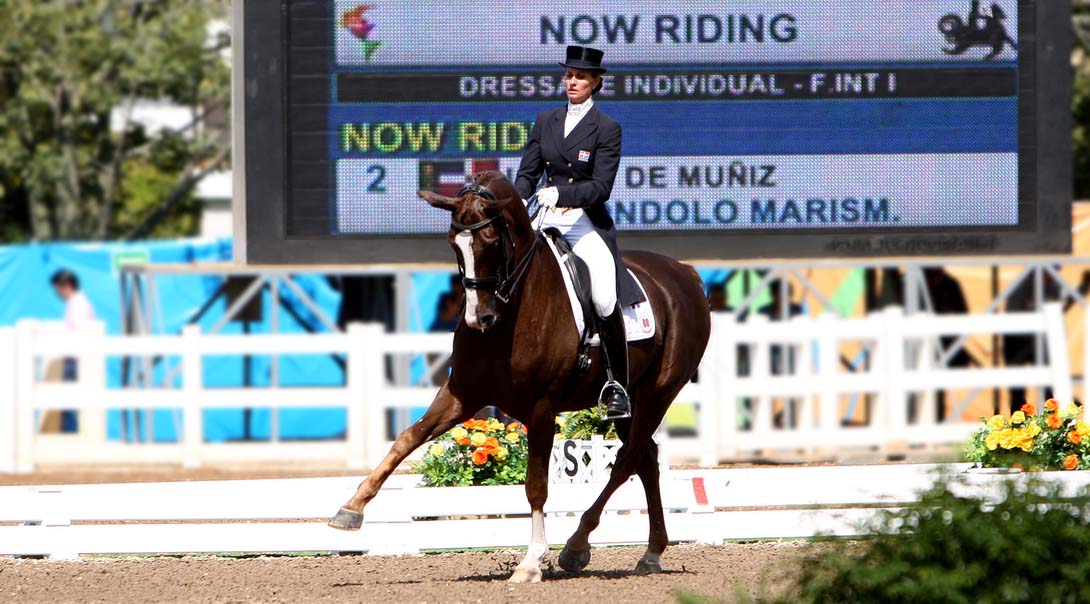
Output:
[538, 187, 559, 209]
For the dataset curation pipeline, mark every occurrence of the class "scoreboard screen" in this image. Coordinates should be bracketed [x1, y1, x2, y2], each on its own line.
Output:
[235, 0, 1071, 263]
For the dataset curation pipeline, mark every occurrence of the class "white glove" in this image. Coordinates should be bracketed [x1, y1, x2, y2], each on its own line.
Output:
[538, 186, 559, 209]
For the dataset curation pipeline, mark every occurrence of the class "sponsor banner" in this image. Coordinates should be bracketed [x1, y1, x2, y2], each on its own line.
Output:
[336, 67, 1015, 103]
[333, 0, 1018, 67]
[334, 153, 1017, 235]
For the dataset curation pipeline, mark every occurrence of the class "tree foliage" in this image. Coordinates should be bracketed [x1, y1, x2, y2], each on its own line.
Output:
[0, 0, 230, 242]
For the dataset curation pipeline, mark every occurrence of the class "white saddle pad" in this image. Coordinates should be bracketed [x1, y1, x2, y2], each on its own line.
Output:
[543, 235, 657, 345]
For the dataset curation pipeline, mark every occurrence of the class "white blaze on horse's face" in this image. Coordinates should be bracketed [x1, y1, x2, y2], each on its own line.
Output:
[454, 231, 483, 330]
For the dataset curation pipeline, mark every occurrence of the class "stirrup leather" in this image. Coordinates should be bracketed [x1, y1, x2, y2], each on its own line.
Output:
[598, 379, 631, 420]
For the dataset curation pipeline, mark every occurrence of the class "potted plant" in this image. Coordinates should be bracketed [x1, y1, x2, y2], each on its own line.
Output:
[964, 399, 1090, 472]
[412, 418, 529, 486]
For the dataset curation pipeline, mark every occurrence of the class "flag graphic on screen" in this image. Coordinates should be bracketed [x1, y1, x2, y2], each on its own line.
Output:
[419, 159, 500, 197]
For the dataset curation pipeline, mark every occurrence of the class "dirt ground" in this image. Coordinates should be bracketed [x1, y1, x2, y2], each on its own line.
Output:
[0, 542, 808, 604]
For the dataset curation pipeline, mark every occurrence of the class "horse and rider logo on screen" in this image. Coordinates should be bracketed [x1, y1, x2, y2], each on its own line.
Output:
[940, 1, 1017, 60]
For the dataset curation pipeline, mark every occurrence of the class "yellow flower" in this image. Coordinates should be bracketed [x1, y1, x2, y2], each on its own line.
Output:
[985, 430, 1002, 451]
[997, 428, 1016, 449]
[493, 445, 509, 461]
[1011, 411, 1026, 425]
[450, 426, 468, 441]
[1077, 422, 1090, 439]
[428, 443, 445, 457]
[1060, 403, 1080, 418]
[487, 419, 504, 432]
[470, 431, 487, 447]
[1027, 423, 1041, 437]
[986, 415, 1005, 430]
[505, 431, 521, 443]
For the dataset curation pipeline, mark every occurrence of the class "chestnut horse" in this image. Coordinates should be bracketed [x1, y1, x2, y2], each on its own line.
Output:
[329, 171, 710, 582]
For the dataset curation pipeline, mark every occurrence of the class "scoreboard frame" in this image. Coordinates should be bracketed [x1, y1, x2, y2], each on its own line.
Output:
[233, 0, 1072, 264]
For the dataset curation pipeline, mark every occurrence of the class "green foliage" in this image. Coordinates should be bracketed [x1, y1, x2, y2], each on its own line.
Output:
[557, 408, 618, 440]
[412, 419, 529, 487]
[0, 0, 230, 242]
[730, 476, 1090, 604]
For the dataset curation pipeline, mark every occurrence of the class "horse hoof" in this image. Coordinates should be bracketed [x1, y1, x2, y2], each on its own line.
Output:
[508, 568, 542, 583]
[558, 545, 591, 572]
[327, 507, 364, 531]
[634, 553, 663, 575]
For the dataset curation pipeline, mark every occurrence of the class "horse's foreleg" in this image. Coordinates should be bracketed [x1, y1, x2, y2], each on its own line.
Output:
[509, 402, 555, 583]
[633, 441, 667, 575]
[329, 384, 468, 530]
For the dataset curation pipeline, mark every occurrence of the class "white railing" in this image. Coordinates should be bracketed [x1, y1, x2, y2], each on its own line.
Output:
[0, 303, 1077, 473]
[4, 464, 1090, 559]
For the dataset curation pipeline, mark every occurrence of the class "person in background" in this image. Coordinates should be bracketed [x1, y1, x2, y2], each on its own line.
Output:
[50, 269, 97, 433]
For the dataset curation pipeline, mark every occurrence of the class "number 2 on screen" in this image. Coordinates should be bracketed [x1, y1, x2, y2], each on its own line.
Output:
[366, 165, 386, 193]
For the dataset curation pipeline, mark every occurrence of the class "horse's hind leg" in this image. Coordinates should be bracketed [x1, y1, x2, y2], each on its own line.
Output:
[633, 441, 667, 575]
[329, 384, 468, 530]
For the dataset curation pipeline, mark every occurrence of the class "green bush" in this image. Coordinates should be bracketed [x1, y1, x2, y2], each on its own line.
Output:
[557, 407, 618, 440]
[729, 475, 1090, 604]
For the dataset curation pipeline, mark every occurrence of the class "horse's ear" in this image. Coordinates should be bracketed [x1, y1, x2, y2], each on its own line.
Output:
[419, 190, 458, 211]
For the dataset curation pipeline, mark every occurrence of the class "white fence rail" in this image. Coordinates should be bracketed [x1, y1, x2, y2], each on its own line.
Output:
[0, 303, 1077, 473]
[3, 464, 1090, 559]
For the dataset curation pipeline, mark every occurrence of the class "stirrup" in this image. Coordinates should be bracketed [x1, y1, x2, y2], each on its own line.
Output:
[598, 380, 631, 420]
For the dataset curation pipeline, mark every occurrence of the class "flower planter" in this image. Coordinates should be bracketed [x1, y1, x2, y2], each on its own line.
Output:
[550, 435, 622, 484]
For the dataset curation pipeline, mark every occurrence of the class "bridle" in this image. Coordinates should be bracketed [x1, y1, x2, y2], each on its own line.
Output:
[450, 183, 540, 304]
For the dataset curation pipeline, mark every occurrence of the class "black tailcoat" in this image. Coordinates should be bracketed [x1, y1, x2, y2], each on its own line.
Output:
[514, 104, 643, 306]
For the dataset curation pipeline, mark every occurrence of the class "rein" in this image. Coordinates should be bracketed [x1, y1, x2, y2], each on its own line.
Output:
[451, 183, 542, 304]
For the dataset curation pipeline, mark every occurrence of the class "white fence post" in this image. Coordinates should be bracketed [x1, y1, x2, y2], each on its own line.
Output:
[181, 325, 203, 469]
[78, 321, 107, 446]
[345, 323, 369, 470]
[718, 314, 738, 461]
[13, 320, 37, 474]
[882, 307, 908, 451]
[817, 314, 840, 436]
[698, 314, 722, 467]
[0, 326, 16, 473]
[360, 323, 388, 470]
[1044, 302, 1073, 406]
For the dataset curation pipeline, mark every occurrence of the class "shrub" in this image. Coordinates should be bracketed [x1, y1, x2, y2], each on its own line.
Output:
[757, 475, 1090, 604]
[412, 418, 528, 486]
[557, 407, 618, 440]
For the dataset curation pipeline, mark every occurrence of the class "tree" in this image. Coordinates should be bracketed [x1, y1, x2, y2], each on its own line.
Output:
[0, 0, 230, 242]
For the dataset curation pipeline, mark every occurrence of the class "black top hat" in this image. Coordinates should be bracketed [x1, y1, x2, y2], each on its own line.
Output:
[559, 45, 607, 73]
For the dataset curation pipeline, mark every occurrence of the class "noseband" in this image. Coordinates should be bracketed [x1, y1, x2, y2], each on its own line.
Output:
[450, 183, 539, 304]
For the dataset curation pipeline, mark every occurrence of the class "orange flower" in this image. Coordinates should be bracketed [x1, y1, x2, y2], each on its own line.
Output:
[484, 436, 500, 449]
[456, 436, 470, 446]
[1045, 399, 1059, 412]
[1069, 431, 1083, 445]
[1021, 403, 1037, 416]
[507, 421, 522, 432]
[1011, 464, 1024, 471]
[471, 448, 489, 466]
[1047, 414, 1064, 430]
[1064, 454, 1080, 471]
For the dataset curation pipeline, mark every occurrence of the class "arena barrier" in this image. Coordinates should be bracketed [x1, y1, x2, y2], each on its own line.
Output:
[0, 303, 1076, 473]
[2, 464, 1089, 560]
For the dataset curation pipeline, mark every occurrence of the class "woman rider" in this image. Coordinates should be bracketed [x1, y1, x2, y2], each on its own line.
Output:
[514, 45, 642, 420]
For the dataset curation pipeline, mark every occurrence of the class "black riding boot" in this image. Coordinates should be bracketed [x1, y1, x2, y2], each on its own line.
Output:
[598, 304, 631, 419]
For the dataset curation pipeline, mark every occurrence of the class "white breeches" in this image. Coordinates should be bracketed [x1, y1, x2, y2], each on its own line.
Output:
[540, 209, 617, 318]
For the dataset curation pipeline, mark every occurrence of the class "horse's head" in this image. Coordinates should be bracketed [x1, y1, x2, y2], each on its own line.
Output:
[419, 172, 529, 331]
